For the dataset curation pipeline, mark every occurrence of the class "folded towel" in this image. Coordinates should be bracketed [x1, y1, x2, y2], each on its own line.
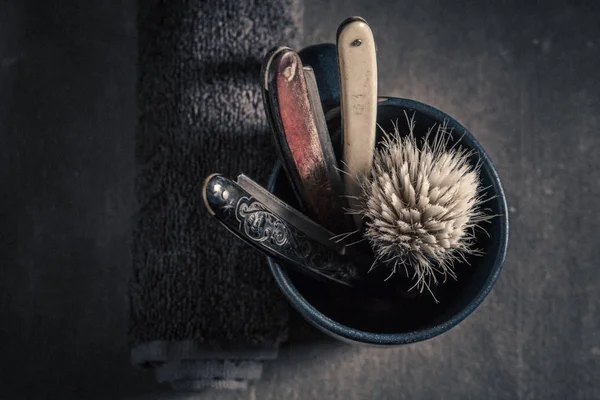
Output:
[131, 0, 303, 390]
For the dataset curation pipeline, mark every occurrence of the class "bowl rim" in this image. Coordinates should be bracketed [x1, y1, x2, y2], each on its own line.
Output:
[267, 96, 509, 345]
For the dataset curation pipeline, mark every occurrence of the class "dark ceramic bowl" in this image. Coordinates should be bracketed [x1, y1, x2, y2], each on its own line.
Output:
[266, 96, 509, 345]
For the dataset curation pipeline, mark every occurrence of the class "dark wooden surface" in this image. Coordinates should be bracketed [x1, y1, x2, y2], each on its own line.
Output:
[1, 0, 599, 399]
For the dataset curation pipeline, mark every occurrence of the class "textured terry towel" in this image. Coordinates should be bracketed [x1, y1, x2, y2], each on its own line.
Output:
[131, 0, 303, 390]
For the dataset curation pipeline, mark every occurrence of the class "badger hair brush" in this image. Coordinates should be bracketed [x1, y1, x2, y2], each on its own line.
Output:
[355, 115, 493, 301]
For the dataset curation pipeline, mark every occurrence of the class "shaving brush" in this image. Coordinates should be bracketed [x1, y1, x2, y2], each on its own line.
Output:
[356, 116, 492, 300]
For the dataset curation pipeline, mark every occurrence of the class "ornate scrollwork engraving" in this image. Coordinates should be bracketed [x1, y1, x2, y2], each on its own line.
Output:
[235, 196, 357, 283]
[236, 197, 290, 246]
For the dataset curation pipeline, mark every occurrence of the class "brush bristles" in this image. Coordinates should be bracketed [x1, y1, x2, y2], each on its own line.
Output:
[357, 115, 492, 300]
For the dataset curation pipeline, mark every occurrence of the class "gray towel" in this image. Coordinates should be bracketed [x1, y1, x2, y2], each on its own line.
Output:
[131, 0, 303, 390]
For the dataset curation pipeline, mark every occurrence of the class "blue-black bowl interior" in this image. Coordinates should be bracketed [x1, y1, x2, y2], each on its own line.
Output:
[267, 98, 508, 344]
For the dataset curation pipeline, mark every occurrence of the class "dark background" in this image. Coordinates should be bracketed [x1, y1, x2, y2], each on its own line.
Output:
[1, 0, 599, 399]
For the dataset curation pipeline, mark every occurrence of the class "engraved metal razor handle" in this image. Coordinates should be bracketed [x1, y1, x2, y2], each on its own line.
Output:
[202, 174, 361, 287]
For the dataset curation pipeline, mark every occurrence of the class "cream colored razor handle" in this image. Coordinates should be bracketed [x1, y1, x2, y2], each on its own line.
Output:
[337, 17, 377, 229]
